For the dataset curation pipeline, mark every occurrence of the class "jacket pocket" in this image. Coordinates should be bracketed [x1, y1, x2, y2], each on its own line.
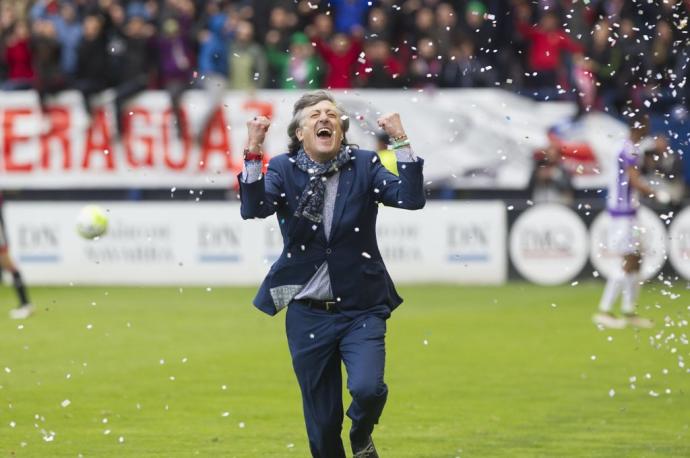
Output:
[360, 260, 388, 307]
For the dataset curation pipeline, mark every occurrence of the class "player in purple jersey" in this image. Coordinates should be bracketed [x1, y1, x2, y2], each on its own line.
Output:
[593, 113, 667, 329]
[0, 193, 35, 319]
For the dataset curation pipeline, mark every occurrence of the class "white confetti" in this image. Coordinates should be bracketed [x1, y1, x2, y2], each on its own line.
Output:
[61, 399, 71, 408]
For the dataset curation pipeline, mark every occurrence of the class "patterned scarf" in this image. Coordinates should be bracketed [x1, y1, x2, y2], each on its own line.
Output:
[287, 147, 351, 242]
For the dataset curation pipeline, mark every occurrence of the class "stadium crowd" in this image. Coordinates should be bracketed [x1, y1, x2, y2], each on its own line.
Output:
[1, 0, 689, 117]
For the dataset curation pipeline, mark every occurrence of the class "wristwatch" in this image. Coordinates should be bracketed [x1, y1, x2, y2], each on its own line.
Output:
[243, 148, 263, 161]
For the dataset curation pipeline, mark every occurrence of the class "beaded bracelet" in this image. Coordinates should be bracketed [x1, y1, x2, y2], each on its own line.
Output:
[390, 138, 411, 149]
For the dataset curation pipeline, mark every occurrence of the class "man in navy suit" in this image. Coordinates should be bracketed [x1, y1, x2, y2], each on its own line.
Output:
[238, 90, 425, 458]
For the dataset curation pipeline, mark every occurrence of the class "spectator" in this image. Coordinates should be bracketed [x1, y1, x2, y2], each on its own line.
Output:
[264, 5, 299, 87]
[55, 2, 82, 78]
[266, 31, 322, 89]
[197, 10, 232, 87]
[228, 20, 268, 90]
[331, 0, 371, 34]
[126, 1, 154, 22]
[74, 14, 108, 117]
[355, 38, 403, 88]
[616, 18, 648, 110]
[310, 12, 334, 41]
[408, 37, 442, 88]
[310, 28, 363, 89]
[193, 3, 235, 143]
[515, 10, 583, 97]
[588, 20, 621, 112]
[111, 15, 156, 136]
[29, 0, 60, 23]
[102, 2, 128, 87]
[641, 135, 686, 206]
[31, 19, 67, 107]
[400, 6, 434, 62]
[571, 53, 597, 119]
[434, 2, 462, 57]
[459, 1, 495, 63]
[647, 20, 678, 111]
[1, 21, 34, 90]
[527, 144, 575, 205]
[156, 17, 194, 135]
[265, 5, 297, 53]
[440, 39, 495, 88]
[365, 7, 392, 42]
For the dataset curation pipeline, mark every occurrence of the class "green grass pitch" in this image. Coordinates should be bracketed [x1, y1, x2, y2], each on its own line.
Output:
[0, 282, 688, 457]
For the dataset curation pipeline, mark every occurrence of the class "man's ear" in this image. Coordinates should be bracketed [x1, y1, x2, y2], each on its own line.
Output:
[296, 127, 303, 142]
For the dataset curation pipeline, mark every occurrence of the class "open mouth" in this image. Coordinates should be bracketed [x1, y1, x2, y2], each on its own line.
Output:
[316, 127, 333, 139]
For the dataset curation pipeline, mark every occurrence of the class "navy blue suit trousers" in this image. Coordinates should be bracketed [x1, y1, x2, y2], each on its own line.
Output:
[286, 301, 391, 458]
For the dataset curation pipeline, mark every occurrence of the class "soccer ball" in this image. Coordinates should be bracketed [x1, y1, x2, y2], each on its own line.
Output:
[76, 205, 108, 239]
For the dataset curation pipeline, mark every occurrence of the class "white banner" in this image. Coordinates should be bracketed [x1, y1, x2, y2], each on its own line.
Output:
[3, 201, 506, 285]
[377, 201, 507, 283]
[0, 89, 625, 190]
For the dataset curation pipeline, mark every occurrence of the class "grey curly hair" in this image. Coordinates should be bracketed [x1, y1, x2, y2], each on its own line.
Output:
[287, 90, 350, 154]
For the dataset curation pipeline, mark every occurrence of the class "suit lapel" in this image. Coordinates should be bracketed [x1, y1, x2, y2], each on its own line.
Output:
[328, 161, 355, 241]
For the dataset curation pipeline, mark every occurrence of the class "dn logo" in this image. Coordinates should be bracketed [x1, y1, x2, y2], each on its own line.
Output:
[448, 225, 488, 248]
[198, 226, 239, 248]
[18, 225, 58, 248]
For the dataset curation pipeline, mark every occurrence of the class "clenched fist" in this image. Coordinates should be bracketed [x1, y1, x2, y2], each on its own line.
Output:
[246, 116, 271, 153]
[377, 113, 406, 139]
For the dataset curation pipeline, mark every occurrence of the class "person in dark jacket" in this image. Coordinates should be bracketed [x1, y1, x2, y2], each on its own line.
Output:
[31, 19, 67, 108]
[110, 15, 156, 137]
[74, 14, 108, 117]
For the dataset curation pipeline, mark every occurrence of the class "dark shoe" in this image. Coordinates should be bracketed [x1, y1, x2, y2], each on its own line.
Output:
[352, 436, 378, 458]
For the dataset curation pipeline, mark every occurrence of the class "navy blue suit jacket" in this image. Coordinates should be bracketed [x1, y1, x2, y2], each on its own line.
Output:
[238, 148, 425, 316]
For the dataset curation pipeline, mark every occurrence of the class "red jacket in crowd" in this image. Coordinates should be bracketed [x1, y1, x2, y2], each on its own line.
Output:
[313, 35, 362, 89]
[517, 21, 582, 72]
[5, 39, 34, 80]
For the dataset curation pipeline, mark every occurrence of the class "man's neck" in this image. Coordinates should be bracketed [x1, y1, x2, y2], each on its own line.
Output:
[305, 150, 338, 164]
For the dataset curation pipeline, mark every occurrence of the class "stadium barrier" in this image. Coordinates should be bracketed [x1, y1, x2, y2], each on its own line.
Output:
[4, 201, 688, 286]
